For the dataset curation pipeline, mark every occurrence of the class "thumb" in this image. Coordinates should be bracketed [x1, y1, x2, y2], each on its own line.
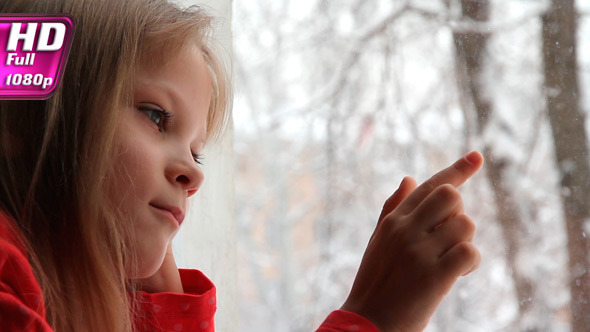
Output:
[369, 177, 417, 246]
[377, 176, 417, 226]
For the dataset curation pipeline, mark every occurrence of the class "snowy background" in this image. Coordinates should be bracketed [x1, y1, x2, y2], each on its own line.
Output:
[231, 0, 590, 331]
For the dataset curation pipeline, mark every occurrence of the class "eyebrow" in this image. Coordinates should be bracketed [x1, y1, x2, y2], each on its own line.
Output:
[138, 79, 180, 111]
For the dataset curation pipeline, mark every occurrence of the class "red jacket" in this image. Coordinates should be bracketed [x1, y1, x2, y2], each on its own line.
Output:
[0, 214, 378, 331]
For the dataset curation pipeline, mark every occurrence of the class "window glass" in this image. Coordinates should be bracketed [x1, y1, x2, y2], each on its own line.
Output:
[233, 1, 590, 330]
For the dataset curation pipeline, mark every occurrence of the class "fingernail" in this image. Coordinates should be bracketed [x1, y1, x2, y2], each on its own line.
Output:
[465, 151, 479, 165]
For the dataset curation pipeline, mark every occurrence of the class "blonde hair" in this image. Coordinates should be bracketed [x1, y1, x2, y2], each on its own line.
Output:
[0, 0, 231, 331]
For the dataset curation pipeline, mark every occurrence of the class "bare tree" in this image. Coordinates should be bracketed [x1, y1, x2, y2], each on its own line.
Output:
[542, 1, 590, 331]
[234, 0, 590, 330]
[453, 2, 538, 330]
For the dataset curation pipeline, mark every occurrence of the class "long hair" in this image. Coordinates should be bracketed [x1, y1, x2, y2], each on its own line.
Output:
[0, 0, 231, 331]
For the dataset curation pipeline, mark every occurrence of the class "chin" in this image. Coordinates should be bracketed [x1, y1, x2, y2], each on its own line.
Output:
[126, 247, 168, 279]
[138, 261, 164, 279]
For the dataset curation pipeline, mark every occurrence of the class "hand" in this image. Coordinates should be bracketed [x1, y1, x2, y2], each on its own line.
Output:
[135, 243, 184, 293]
[341, 151, 483, 332]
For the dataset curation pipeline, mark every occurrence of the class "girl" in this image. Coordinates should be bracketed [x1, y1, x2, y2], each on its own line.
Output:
[0, 0, 483, 331]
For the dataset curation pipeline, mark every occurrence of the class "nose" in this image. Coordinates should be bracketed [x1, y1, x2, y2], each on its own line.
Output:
[165, 155, 204, 197]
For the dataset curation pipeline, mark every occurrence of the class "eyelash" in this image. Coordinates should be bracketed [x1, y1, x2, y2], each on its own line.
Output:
[139, 106, 204, 166]
[192, 152, 204, 165]
[140, 107, 173, 131]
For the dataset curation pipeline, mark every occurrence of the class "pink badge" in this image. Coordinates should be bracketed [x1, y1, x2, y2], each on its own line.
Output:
[0, 14, 75, 100]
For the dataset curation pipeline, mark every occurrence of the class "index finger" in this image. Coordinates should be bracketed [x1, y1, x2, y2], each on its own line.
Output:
[396, 151, 483, 215]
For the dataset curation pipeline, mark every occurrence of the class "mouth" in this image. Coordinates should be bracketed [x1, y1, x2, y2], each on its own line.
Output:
[149, 203, 185, 226]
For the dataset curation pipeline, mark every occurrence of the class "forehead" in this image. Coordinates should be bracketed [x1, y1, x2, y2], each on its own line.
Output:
[135, 45, 211, 95]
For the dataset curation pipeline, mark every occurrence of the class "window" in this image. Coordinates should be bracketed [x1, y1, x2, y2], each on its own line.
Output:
[233, 0, 590, 331]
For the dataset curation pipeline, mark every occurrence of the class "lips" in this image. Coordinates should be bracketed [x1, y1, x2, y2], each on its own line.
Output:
[149, 203, 185, 226]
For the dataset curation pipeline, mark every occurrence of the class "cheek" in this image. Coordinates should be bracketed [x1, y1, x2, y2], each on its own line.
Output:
[108, 133, 156, 207]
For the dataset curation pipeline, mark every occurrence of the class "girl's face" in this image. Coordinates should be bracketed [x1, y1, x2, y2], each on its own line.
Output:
[110, 45, 211, 278]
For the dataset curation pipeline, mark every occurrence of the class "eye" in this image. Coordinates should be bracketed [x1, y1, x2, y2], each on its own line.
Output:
[139, 105, 173, 131]
[192, 152, 204, 165]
